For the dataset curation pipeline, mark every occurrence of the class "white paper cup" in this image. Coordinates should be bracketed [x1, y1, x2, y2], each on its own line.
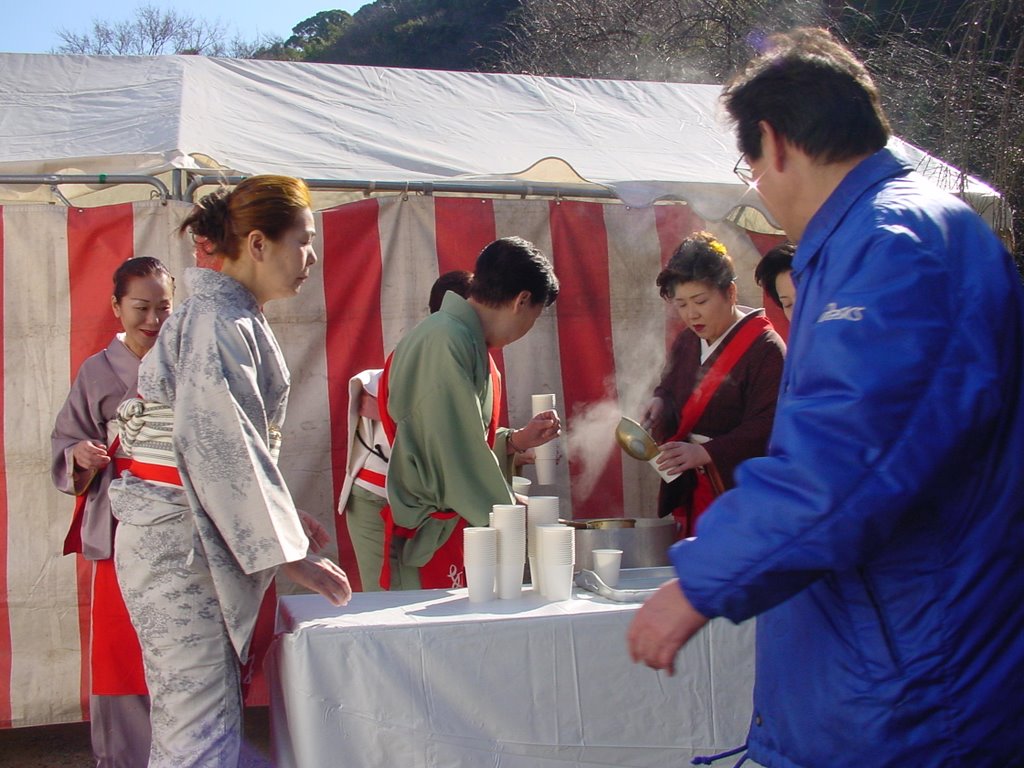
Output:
[496, 561, 525, 599]
[648, 454, 679, 483]
[466, 562, 496, 602]
[463, 527, 497, 564]
[591, 548, 623, 588]
[528, 554, 541, 592]
[512, 476, 531, 496]
[526, 497, 560, 559]
[534, 457, 557, 485]
[543, 563, 574, 601]
[537, 524, 574, 599]
[531, 393, 556, 414]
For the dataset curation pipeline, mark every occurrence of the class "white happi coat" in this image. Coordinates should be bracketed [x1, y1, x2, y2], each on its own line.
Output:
[110, 267, 307, 661]
[336, 368, 389, 514]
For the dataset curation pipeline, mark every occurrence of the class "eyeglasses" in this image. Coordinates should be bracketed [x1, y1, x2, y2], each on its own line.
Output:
[733, 155, 756, 186]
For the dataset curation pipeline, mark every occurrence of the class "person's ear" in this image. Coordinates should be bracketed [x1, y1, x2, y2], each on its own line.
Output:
[111, 295, 121, 318]
[759, 121, 787, 172]
[515, 290, 532, 310]
[248, 230, 267, 262]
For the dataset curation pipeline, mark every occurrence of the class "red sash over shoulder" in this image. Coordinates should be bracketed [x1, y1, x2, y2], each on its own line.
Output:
[376, 351, 501, 589]
[670, 314, 770, 537]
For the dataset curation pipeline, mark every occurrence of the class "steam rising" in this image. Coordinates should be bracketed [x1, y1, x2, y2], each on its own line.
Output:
[566, 305, 675, 504]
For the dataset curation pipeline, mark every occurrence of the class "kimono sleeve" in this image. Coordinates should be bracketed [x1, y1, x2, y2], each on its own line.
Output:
[51, 356, 110, 496]
[171, 315, 307, 575]
[702, 334, 785, 485]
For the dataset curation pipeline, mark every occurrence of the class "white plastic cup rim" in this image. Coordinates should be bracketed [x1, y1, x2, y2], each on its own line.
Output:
[531, 394, 556, 414]
[492, 504, 526, 514]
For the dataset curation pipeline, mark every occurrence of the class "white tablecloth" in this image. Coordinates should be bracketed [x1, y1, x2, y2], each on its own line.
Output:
[268, 587, 755, 768]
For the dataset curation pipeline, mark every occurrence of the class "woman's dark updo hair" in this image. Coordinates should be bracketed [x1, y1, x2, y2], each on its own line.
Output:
[178, 175, 312, 260]
[656, 231, 735, 300]
[754, 241, 797, 308]
[113, 256, 174, 303]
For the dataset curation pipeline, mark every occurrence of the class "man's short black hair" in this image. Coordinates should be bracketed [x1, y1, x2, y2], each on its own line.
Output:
[754, 242, 797, 308]
[470, 237, 559, 308]
[724, 28, 890, 163]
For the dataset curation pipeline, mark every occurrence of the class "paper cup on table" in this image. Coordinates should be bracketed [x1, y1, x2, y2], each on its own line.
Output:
[591, 548, 623, 588]
[530, 521, 562, 595]
[527, 497, 560, 592]
[463, 527, 497, 602]
[492, 504, 526, 599]
[512, 476, 531, 497]
[538, 524, 575, 601]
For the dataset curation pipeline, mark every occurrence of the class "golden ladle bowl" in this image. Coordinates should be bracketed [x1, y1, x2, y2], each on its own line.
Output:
[615, 416, 659, 461]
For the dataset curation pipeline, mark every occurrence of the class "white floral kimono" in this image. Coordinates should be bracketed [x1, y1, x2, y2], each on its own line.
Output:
[109, 267, 308, 767]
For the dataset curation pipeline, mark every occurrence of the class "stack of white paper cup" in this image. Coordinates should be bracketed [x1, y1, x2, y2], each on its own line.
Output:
[537, 524, 575, 601]
[463, 527, 498, 602]
[512, 475, 532, 497]
[491, 504, 527, 599]
[531, 393, 558, 485]
[526, 496, 560, 593]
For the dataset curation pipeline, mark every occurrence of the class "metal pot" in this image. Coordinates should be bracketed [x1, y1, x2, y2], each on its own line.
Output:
[572, 518, 676, 572]
[559, 517, 636, 530]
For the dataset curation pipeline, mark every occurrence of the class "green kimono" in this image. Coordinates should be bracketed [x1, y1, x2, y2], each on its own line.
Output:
[386, 292, 515, 572]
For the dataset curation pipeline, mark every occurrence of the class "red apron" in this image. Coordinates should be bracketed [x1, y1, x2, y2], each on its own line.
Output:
[58, 438, 147, 695]
[668, 315, 770, 538]
[376, 352, 501, 590]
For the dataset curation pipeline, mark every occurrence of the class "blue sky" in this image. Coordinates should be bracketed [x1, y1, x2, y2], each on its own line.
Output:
[1, 1, 369, 54]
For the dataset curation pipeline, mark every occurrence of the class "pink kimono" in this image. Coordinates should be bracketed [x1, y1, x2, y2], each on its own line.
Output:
[51, 333, 150, 767]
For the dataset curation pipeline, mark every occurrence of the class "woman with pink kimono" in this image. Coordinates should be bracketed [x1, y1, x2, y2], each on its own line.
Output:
[51, 256, 174, 767]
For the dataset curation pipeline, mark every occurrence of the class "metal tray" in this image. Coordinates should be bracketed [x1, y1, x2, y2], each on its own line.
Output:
[574, 566, 676, 602]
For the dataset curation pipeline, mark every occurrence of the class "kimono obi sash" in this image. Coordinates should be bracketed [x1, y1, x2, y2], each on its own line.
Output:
[116, 398, 282, 483]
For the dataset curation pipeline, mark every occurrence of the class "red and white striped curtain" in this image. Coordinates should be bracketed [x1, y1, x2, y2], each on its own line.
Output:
[0, 194, 781, 727]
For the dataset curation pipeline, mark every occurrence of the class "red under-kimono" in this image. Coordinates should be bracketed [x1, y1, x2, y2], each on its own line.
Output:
[651, 310, 786, 531]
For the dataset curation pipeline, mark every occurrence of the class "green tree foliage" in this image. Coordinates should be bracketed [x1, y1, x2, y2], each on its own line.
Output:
[315, 0, 518, 70]
[252, 10, 354, 60]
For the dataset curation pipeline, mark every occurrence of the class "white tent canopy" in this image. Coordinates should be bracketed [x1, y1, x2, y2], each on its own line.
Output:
[0, 52, 1005, 225]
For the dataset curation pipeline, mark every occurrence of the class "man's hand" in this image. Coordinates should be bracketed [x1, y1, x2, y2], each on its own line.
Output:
[512, 410, 561, 450]
[627, 578, 708, 676]
[282, 554, 352, 607]
[296, 509, 330, 553]
[513, 447, 536, 467]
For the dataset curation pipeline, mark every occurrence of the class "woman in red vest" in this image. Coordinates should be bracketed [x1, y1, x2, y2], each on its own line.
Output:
[51, 257, 174, 767]
[640, 232, 785, 537]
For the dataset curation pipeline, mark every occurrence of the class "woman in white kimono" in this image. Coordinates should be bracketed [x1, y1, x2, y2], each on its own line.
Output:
[51, 256, 174, 767]
[109, 175, 351, 767]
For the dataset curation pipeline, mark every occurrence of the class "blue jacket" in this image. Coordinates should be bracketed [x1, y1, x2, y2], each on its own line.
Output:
[672, 148, 1024, 767]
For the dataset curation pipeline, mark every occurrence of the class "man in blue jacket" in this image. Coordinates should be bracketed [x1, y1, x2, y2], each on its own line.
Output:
[628, 28, 1024, 767]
